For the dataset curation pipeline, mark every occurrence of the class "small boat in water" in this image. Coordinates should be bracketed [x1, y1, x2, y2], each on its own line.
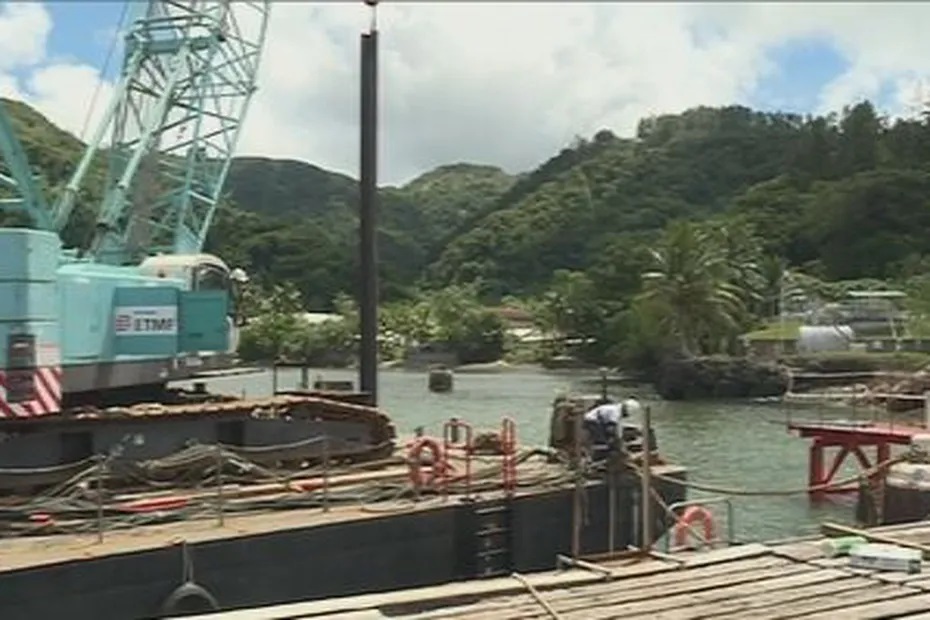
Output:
[428, 365, 454, 393]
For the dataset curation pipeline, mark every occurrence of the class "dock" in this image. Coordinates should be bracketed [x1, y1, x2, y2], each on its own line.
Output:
[198, 521, 930, 619]
[788, 419, 928, 500]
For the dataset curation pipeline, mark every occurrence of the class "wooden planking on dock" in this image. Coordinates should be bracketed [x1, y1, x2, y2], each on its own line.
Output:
[196, 522, 930, 620]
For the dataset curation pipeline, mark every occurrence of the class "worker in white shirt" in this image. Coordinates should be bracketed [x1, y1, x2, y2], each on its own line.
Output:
[582, 397, 643, 460]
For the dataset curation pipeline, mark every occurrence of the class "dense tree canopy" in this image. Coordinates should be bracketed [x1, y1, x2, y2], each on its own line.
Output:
[6, 96, 930, 367]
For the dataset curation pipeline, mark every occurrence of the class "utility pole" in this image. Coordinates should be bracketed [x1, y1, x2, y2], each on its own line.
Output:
[359, 0, 380, 406]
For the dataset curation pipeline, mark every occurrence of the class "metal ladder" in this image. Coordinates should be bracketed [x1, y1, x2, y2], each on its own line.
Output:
[473, 499, 514, 577]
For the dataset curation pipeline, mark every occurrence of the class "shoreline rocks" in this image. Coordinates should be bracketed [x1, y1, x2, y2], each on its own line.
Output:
[655, 356, 790, 401]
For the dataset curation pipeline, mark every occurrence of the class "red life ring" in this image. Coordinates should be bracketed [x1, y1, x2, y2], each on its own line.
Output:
[673, 505, 716, 548]
[407, 437, 447, 488]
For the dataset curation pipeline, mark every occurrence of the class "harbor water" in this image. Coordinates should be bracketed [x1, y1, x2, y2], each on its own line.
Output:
[184, 366, 882, 543]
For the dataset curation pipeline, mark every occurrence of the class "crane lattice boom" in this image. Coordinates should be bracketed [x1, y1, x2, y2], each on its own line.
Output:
[59, 0, 270, 265]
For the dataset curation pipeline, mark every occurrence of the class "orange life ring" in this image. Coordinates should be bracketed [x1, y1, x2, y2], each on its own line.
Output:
[673, 505, 716, 548]
[407, 437, 447, 488]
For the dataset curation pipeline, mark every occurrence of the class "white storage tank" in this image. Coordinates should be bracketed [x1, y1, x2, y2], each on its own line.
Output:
[797, 325, 854, 353]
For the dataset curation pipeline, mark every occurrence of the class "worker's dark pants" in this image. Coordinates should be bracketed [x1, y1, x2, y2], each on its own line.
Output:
[583, 419, 617, 462]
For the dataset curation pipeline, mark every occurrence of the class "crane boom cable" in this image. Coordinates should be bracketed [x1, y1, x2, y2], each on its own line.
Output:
[91, 43, 197, 259]
[78, 1, 132, 143]
[53, 48, 145, 232]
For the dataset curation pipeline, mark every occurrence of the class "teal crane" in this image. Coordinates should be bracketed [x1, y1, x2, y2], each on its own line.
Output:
[0, 0, 271, 416]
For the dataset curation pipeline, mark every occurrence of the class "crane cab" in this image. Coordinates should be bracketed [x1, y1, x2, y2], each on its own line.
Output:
[139, 253, 233, 289]
[138, 253, 248, 352]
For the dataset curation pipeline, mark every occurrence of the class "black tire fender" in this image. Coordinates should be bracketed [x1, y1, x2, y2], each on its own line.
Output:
[161, 581, 219, 617]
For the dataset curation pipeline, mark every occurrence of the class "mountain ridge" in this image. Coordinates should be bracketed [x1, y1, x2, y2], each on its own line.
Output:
[4, 97, 930, 314]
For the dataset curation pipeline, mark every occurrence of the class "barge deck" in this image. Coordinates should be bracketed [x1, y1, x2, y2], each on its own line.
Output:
[201, 521, 930, 619]
[0, 459, 685, 573]
[0, 442, 686, 620]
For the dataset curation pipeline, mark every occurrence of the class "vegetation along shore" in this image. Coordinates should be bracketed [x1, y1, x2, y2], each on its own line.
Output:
[6, 97, 930, 400]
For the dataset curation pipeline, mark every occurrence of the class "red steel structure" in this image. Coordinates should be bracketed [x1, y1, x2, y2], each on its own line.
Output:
[789, 420, 923, 500]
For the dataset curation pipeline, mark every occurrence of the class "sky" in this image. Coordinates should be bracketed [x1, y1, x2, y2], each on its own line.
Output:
[3, 1, 930, 186]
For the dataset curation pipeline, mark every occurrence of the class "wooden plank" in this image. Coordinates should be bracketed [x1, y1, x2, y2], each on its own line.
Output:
[554, 568, 852, 620]
[487, 564, 816, 619]
[805, 556, 856, 568]
[296, 611, 389, 620]
[757, 584, 912, 618]
[191, 570, 603, 620]
[335, 559, 708, 620]
[403, 612, 506, 620]
[865, 569, 930, 586]
[794, 592, 930, 620]
[390, 559, 799, 620]
[400, 597, 537, 620]
[490, 555, 797, 612]
[870, 523, 930, 538]
[662, 575, 879, 620]
[680, 543, 772, 567]
[804, 557, 877, 576]
[821, 523, 930, 559]
[890, 574, 930, 590]
[511, 572, 561, 620]
[769, 541, 825, 562]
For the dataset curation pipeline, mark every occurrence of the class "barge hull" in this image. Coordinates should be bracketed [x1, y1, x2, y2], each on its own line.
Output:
[0, 473, 685, 620]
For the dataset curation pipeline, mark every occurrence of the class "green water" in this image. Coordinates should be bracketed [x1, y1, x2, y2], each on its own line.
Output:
[190, 367, 886, 543]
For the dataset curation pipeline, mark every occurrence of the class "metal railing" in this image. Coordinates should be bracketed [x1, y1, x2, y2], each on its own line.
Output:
[501, 417, 517, 496]
[443, 418, 473, 499]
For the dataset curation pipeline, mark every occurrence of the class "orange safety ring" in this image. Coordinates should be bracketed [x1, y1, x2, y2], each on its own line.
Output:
[673, 505, 716, 548]
[407, 437, 448, 488]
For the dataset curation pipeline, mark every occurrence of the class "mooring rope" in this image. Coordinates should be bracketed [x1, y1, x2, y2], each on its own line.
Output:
[644, 455, 905, 497]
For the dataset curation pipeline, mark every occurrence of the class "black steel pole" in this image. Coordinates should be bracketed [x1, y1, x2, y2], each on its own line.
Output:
[359, 21, 379, 406]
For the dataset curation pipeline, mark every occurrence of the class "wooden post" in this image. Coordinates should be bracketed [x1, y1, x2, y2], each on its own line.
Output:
[322, 432, 331, 513]
[809, 439, 825, 501]
[607, 458, 616, 554]
[272, 362, 279, 395]
[572, 413, 583, 559]
[215, 444, 225, 527]
[95, 454, 106, 544]
[300, 366, 310, 390]
[640, 405, 652, 552]
[924, 391, 930, 429]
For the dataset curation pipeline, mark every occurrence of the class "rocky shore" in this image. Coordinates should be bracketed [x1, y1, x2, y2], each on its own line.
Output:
[654, 356, 790, 400]
[650, 352, 930, 407]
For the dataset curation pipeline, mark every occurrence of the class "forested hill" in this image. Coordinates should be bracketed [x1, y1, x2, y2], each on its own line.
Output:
[427, 103, 930, 296]
[5, 97, 930, 312]
[212, 158, 517, 306]
[220, 100, 930, 306]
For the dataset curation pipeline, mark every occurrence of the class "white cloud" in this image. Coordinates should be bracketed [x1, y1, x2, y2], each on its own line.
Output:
[237, 2, 787, 184]
[10, 2, 930, 187]
[26, 63, 114, 143]
[240, 2, 930, 185]
[0, 3, 51, 71]
[0, 3, 112, 145]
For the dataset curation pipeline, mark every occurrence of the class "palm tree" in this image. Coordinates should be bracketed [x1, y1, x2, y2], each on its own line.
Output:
[710, 219, 764, 310]
[758, 254, 788, 319]
[638, 222, 745, 356]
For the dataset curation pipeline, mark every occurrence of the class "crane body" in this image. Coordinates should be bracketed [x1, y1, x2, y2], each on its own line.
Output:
[0, 0, 269, 416]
